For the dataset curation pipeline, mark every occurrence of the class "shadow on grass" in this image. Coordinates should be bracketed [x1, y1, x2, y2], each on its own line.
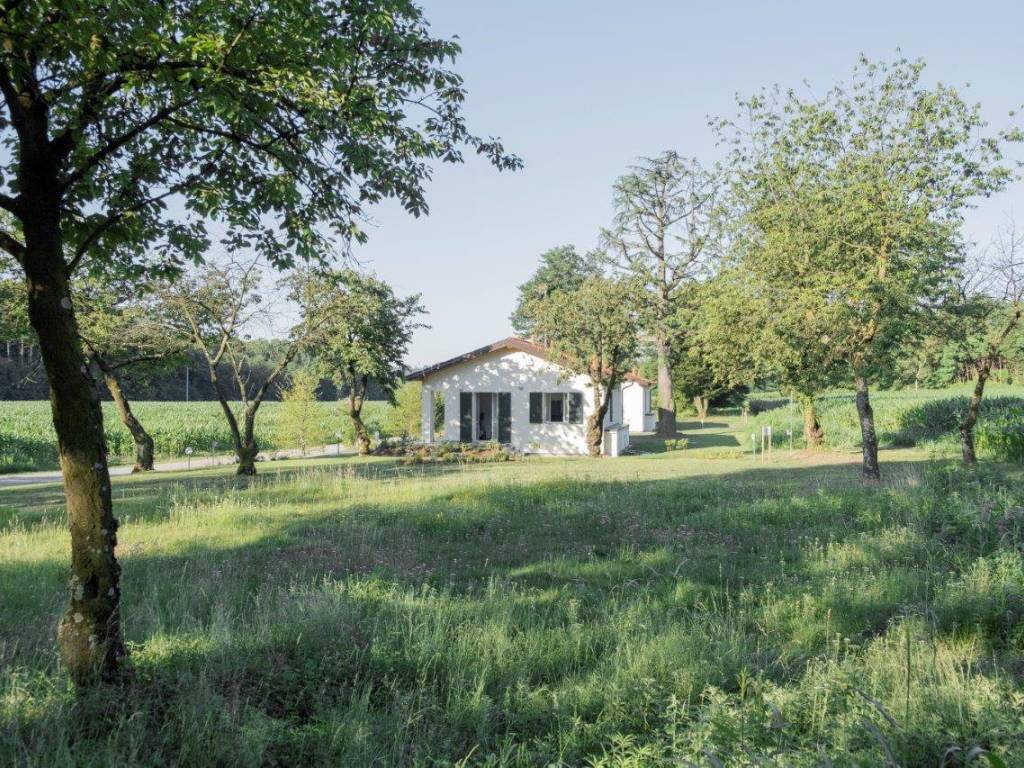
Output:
[3, 454, 1022, 765]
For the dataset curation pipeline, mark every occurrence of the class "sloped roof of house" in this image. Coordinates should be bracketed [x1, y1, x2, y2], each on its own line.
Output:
[406, 336, 653, 386]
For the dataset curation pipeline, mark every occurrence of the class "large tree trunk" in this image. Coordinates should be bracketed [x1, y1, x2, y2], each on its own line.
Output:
[853, 371, 880, 481]
[586, 385, 610, 457]
[959, 363, 990, 465]
[693, 396, 710, 421]
[654, 334, 676, 436]
[237, 406, 259, 475]
[349, 384, 371, 455]
[23, 217, 125, 684]
[350, 410, 371, 455]
[98, 358, 155, 472]
[798, 393, 825, 449]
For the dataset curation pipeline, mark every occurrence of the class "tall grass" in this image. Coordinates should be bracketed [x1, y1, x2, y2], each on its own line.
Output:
[1, 451, 1022, 765]
[746, 384, 1024, 460]
[0, 400, 392, 472]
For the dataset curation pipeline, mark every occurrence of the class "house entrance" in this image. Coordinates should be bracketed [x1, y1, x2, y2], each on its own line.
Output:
[458, 392, 512, 443]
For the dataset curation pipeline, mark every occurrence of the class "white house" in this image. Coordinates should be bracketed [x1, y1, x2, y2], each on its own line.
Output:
[407, 337, 655, 456]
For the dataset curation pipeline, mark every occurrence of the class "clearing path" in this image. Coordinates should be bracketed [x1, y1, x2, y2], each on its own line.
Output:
[0, 443, 352, 488]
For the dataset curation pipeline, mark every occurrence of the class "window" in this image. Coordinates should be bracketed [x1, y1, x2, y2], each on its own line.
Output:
[548, 393, 564, 423]
[529, 392, 583, 425]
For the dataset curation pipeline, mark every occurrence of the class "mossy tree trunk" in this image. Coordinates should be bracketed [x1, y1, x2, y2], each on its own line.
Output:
[853, 368, 880, 481]
[798, 392, 825, 449]
[22, 192, 125, 683]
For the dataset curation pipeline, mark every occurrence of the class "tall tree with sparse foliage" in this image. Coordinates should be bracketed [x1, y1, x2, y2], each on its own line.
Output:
[308, 270, 425, 455]
[0, 0, 517, 682]
[531, 276, 639, 456]
[718, 56, 1019, 479]
[602, 152, 723, 437]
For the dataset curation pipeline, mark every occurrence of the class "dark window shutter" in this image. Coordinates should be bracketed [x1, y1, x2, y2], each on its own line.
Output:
[569, 392, 583, 424]
[498, 392, 512, 443]
[529, 392, 542, 423]
[459, 393, 472, 442]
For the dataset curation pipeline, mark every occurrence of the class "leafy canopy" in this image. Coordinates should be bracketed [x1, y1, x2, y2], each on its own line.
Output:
[307, 269, 426, 405]
[0, 0, 520, 275]
[510, 245, 598, 338]
[530, 275, 640, 394]
[716, 55, 1020, 379]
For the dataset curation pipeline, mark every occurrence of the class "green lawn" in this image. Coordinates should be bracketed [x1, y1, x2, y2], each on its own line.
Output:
[2, 416, 1023, 766]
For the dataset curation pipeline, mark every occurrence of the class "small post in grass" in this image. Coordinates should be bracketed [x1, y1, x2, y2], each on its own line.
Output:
[751, 432, 757, 461]
[335, 431, 342, 457]
[185, 445, 193, 471]
[210, 440, 219, 467]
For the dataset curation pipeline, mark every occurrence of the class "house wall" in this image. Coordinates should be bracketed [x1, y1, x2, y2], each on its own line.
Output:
[621, 381, 656, 433]
[420, 349, 607, 455]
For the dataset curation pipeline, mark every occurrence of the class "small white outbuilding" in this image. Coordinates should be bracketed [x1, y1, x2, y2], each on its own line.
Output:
[406, 337, 654, 456]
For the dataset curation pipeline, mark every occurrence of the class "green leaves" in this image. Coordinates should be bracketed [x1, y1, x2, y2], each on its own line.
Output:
[0, 0, 520, 277]
[718, 55, 1020, 384]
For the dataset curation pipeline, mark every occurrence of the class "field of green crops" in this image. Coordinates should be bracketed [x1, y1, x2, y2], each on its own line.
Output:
[0, 400, 392, 473]
[745, 384, 1024, 462]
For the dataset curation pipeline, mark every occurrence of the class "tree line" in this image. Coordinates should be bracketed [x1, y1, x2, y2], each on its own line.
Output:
[511, 56, 1023, 474]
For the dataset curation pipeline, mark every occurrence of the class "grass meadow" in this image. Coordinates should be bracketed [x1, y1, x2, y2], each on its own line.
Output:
[2, 415, 1023, 766]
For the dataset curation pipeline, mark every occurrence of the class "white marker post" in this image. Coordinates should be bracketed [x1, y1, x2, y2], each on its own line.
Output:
[185, 446, 193, 471]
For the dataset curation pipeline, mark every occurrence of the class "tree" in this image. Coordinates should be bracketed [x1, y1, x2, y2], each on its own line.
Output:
[956, 221, 1024, 463]
[699, 260, 844, 450]
[278, 368, 323, 456]
[308, 270, 425, 455]
[510, 246, 598, 338]
[669, 282, 748, 421]
[602, 152, 723, 436]
[0, 1, 517, 682]
[383, 381, 426, 440]
[531, 276, 640, 455]
[77, 279, 185, 471]
[167, 260, 328, 475]
[718, 56, 1019, 479]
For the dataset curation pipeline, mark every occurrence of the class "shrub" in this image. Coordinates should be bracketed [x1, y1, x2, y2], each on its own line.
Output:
[664, 438, 689, 451]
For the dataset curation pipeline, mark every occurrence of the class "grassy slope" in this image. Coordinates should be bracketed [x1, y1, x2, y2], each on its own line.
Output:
[1, 417, 1023, 766]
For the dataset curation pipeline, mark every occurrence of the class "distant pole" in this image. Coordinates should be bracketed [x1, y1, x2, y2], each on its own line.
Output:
[185, 366, 190, 402]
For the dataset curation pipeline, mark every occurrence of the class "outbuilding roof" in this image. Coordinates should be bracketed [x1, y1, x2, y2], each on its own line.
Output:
[405, 336, 653, 386]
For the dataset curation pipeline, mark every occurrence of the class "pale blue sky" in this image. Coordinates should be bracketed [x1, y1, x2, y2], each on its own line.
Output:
[351, 0, 1024, 366]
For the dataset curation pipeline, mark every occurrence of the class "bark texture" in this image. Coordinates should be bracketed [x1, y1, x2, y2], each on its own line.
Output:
[692, 396, 710, 421]
[959, 365, 989, 464]
[25, 231, 125, 683]
[854, 372, 880, 481]
[799, 393, 825, 449]
[586, 384, 610, 456]
[654, 336, 676, 436]
[99, 359, 155, 471]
